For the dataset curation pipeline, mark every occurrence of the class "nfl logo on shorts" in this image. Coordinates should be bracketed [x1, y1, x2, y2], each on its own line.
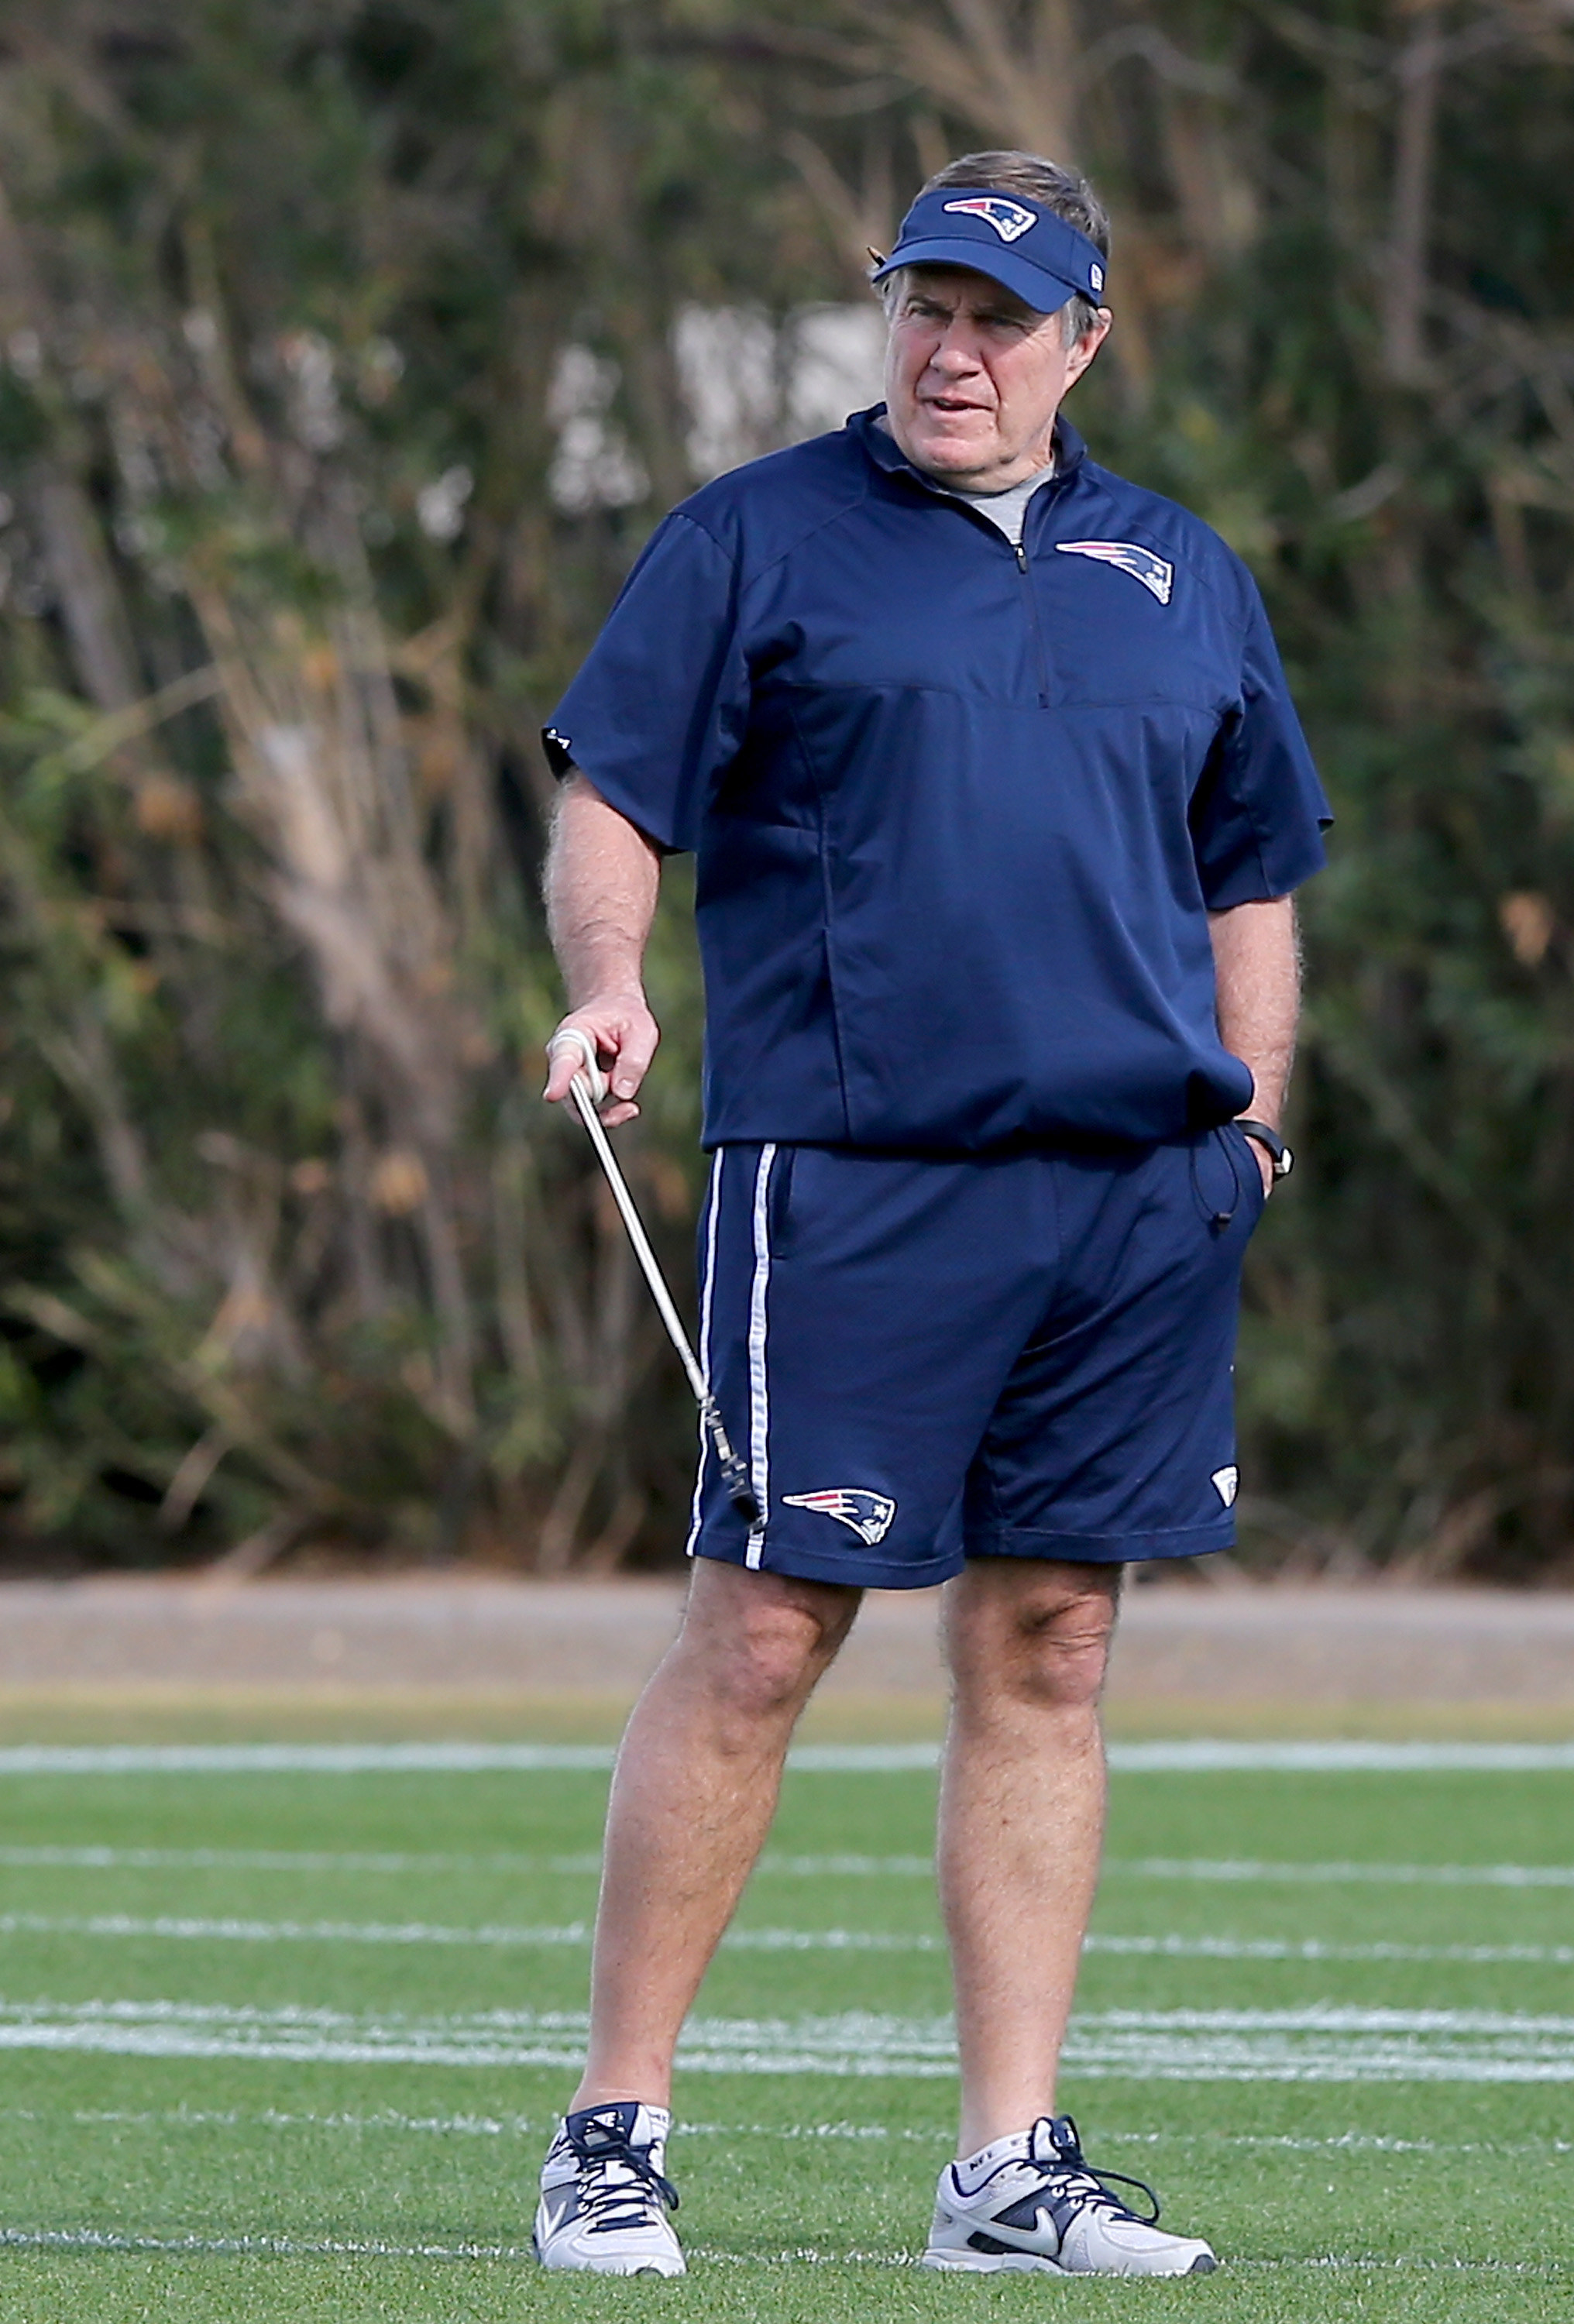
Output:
[782, 1488, 897, 1546]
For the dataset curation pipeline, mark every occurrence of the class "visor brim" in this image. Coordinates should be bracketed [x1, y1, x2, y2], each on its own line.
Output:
[871, 236, 1087, 315]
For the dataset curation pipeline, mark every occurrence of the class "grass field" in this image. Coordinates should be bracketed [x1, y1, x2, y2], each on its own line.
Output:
[0, 1737, 1569, 2321]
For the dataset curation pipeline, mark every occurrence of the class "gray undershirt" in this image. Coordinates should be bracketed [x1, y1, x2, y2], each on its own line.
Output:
[873, 413, 1055, 546]
[933, 460, 1057, 547]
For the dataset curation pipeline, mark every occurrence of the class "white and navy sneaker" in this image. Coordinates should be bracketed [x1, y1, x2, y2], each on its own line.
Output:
[534, 2101, 685, 2276]
[923, 2113, 1217, 2277]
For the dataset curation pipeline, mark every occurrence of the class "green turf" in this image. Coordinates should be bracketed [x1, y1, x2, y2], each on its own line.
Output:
[0, 1754, 1569, 2320]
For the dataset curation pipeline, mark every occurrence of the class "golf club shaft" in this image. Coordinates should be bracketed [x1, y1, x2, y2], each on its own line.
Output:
[565, 1071, 760, 1524]
[568, 1074, 706, 1400]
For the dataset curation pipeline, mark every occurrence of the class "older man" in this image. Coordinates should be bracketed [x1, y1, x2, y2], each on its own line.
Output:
[534, 150, 1327, 2278]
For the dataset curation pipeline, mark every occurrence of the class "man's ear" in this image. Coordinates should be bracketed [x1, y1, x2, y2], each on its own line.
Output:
[1067, 309, 1112, 385]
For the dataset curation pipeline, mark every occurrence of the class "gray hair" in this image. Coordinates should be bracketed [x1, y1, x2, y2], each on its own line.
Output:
[877, 150, 1111, 347]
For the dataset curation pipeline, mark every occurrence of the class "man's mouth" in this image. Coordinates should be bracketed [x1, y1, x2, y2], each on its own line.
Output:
[922, 395, 989, 417]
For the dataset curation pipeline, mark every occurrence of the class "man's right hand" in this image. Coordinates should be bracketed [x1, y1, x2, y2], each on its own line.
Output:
[543, 995, 660, 1128]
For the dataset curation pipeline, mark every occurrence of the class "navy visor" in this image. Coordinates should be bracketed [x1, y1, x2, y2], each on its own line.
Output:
[872, 186, 1106, 315]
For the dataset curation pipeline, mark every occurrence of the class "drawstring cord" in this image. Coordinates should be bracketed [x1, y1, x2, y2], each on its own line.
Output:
[1189, 1127, 1242, 1234]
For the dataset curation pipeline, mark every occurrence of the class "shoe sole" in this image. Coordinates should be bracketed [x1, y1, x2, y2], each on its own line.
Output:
[537, 2255, 686, 2277]
[923, 2247, 1217, 2278]
[533, 2223, 685, 2277]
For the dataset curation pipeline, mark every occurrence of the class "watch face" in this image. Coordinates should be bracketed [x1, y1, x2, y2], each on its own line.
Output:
[1276, 1145, 1294, 1177]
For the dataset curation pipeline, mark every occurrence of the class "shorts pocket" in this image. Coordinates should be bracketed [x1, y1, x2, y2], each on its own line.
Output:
[1222, 1122, 1269, 1226]
[768, 1144, 800, 1257]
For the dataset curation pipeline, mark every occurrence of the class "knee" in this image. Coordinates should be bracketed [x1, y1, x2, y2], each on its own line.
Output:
[683, 1576, 858, 1725]
[1012, 1593, 1117, 1712]
[948, 1569, 1119, 1719]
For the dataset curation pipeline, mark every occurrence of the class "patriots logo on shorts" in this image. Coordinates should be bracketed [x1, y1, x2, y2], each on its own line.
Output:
[782, 1488, 897, 1546]
[943, 195, 1037, 245]
[1055, 538, 1175, 605]
[1211, 1465, 1239, 1508]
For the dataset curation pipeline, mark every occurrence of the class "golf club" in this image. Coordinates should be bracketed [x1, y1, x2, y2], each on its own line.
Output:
[548, 1026, 761, 1525]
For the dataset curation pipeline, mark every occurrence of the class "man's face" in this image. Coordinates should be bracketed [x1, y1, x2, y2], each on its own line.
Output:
[882, 265, 1109, 491]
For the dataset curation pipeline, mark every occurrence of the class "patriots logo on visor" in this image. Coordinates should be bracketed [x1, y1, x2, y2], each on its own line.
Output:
[783, 1488, 897, 1546]
[942, 195, 1037, 245]
[1056, 538, 1175, 605]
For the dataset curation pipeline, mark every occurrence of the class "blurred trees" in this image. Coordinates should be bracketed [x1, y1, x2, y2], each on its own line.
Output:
[0, 1, 1570, 1577]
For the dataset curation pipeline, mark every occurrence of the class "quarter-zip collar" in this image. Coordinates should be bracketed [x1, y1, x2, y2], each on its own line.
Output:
[853, 403, 1073, 706]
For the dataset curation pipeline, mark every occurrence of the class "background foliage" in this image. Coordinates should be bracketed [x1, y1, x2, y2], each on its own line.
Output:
[0, 0, 1570, 1578]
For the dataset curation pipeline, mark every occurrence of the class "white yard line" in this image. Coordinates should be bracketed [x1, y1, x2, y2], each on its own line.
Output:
[0, 1740, 1571, 1773]
[0, 2223, 1559, 2277]
[5, 2104, 1568, 2159]
[1107, 1856, 1574, 1888]
[2, 1908, 1570, 1967]
[0, 1911, 934, 1954]
[0, 1744, 621, 1774]
[0, 2223, 534, 2261]
[4, 1842, 1572, 1888]
[1084, 1934, 1574, 1965]
[0, 1844, 933, 1876]
[3, 1998, 1574, 2078]
[0, 1844, 606, 1875]
[764, 1851, 1574, 1883]
[0, 1911, 592, 1948]
[1107, 1741, 1574, 1772]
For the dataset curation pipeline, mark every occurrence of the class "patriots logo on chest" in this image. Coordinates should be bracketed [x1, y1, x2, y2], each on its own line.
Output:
[782, 1488, 897, 1546]
[942, 195, 1037, 244]
[1055, 538, 1175, 605]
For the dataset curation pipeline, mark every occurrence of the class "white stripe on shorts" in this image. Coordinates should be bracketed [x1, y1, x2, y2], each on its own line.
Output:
[685, 1151, 724, 1559]
[745, 1144, 778, 1569]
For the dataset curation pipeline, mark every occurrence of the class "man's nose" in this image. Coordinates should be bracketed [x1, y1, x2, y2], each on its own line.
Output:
[926, 321, 982, 370]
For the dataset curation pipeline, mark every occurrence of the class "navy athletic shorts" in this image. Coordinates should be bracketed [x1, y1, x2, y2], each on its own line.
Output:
[685, 1129, 1266, 1590]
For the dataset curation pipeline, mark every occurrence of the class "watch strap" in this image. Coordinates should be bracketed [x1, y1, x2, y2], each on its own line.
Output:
[1235, 1118, 1293, 1178]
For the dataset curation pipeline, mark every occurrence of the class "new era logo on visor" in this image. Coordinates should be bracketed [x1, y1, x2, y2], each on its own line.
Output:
[782, 1489, 897, 1546]
[1056, 539, 1175, 605]
[942, 195, 1036, 245]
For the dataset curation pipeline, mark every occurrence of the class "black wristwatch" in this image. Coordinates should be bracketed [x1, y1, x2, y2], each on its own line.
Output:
[1235, 1118, 1294, 1181]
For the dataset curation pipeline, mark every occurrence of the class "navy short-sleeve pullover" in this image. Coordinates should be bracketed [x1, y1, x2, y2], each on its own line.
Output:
[546, 407, 1329, 1152]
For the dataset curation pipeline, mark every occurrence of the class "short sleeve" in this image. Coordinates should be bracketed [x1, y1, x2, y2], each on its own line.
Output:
[541, 512, 749, 854]
[1189, 576, 1332, 908]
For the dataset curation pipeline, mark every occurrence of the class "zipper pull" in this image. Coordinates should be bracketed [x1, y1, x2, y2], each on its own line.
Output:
[1015, 541, 1029, 572]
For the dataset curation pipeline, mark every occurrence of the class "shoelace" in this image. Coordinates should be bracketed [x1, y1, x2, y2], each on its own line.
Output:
[567, 2130, 680, 2232]
[1038, 2116, 1161, 2227]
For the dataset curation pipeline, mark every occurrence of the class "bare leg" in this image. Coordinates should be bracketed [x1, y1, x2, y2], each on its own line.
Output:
[938, 1558, 1122, 2157]
[571, 1557, 861, 2110]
